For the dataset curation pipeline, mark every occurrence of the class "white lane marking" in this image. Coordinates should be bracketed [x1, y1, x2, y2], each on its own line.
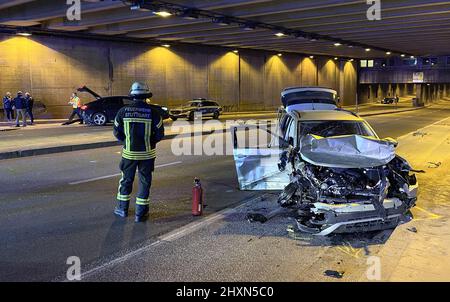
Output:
[68, 161, 183, 185]
[396, 115, 450, 140]
[79, 194, 266, 280]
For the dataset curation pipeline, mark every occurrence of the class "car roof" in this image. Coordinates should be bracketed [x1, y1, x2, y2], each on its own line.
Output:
[290, 109, 364, 121]
[281, 87, 337, 96]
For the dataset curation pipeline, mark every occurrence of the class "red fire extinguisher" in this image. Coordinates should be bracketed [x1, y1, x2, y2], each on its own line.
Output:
[192, 178, 203, 216]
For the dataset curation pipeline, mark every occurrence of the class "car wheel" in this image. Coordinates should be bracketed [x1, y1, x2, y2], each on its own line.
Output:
[92, 112, 107, 126]
[213, 111, 220, 119]
[188, 112, 195, 121]
[170, 116, 178, 121]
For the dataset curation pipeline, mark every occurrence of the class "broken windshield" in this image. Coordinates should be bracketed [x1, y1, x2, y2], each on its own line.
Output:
[299, 121, 375, 138]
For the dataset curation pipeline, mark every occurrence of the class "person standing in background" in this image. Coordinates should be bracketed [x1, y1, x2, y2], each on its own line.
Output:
[12, 91, 27, 127]
[25, 92, 34, 125]
[66, 92, 83, 124]
[2, 92, 13, 122]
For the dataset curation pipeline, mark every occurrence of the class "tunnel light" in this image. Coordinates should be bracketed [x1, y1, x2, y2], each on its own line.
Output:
[240, 23, 256, 31]
[334, 57, 338, 60]
[17, 32, 32, 37]
[162, 44, 171, 48]
[365, 48, 371, 52]
[410, 55, 415, 59]
[334, 43, 341, 47]
[401, 54, 405, 57]
[180, 9, 199, 20]
[212, 17, 231, 26]
[154, 11, 172, 17]
[130, 3, 150, 11]
[16, 28, 32, 36]
[386, 51, 391, 55]
[309, 55, 314, 59]
[233, 50, 239, 54]
[275, 32, 286, 37]
[277, 53, 283, 57]
[349, 58, 354, 62]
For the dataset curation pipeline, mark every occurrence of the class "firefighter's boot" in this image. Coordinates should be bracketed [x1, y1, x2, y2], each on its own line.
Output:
[135, 205, 149, 223]
[114, 201, 129, 218]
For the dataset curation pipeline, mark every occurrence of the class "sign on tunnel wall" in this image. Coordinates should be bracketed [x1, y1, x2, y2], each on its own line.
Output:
[413, 72, 424, 83]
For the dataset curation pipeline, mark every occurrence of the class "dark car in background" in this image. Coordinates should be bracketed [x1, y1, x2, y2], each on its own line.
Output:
[169, 98, 223, 121]
[77, 86, 169, 126]
[381, 97, 396, 104]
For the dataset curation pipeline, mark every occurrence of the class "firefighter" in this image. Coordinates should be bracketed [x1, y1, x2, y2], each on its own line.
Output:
[113, 82, 164, 222]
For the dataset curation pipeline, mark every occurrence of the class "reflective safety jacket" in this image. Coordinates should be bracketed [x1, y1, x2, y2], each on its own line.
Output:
[69, 96, 81, 109]
[113, 100, 164, 160]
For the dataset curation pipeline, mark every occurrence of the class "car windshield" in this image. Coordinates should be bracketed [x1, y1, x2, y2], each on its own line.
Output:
[299, 120, 376, 138]
[282, 91, 337, 107]
[184, 102, 199, 107]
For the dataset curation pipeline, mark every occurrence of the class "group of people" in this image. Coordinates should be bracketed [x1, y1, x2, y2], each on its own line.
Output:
[2, 91, 34, 127]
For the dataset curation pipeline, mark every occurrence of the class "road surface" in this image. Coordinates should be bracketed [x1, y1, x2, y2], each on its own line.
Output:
[0, 105, 449, 281]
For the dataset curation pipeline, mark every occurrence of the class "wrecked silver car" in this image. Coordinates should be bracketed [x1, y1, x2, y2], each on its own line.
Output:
[232, 109, 418, 235]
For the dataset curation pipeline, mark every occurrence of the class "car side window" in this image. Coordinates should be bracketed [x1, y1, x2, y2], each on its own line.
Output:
[106, 98, 124, 107]
[123, 98, 133, 106]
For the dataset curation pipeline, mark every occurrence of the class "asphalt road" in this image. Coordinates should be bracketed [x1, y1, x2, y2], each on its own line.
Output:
[0, 105, 449, 281]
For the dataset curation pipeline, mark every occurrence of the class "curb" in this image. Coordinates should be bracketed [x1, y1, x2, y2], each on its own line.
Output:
[358, 105, 429, 117]
[0, 105, 430, 161]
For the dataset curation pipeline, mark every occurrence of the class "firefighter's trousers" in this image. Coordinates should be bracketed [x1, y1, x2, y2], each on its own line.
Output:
[117, 158, 155, 209]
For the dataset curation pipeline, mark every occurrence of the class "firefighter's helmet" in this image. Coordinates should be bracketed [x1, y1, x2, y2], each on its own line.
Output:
[129, 82, 152, 99]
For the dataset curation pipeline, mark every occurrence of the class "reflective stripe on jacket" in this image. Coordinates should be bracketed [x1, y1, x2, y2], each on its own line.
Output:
[113, 100, 164, 160]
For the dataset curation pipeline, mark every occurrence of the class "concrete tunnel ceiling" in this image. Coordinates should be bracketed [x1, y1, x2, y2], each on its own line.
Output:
[0, 0, 449, 58]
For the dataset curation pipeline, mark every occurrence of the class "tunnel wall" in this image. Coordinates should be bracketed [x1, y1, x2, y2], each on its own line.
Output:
[0, 35, 357, 118]
[358, 66, 450, 104]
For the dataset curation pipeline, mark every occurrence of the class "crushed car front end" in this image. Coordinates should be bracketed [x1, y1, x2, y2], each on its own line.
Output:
[278, 146, 418, 235]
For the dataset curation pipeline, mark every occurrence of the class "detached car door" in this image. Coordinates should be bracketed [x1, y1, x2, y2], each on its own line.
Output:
[231, 114, 293, 190]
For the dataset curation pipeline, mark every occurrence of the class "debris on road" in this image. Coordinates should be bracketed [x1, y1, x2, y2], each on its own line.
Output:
[246, 207, 289, 224]
[428, 162, 442, 168]
[324, 270, 345, 279]
[407, 227, 418, 233]
[413, 131, 429, 137]
[246, 213, 268, 223]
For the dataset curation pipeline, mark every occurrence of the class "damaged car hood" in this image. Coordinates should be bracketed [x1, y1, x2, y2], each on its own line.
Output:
[300, 134, 396, 169]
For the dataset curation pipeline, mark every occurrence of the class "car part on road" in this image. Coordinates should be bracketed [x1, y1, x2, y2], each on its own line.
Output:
[324, 270, 345, 279]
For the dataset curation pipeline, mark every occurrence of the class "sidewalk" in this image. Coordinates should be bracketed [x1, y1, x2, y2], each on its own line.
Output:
[0, 104, 433, 160]
[356, 114, 450, 281]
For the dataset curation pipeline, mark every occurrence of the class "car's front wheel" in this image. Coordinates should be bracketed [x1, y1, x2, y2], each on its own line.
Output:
[92, 112, 107, 126]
